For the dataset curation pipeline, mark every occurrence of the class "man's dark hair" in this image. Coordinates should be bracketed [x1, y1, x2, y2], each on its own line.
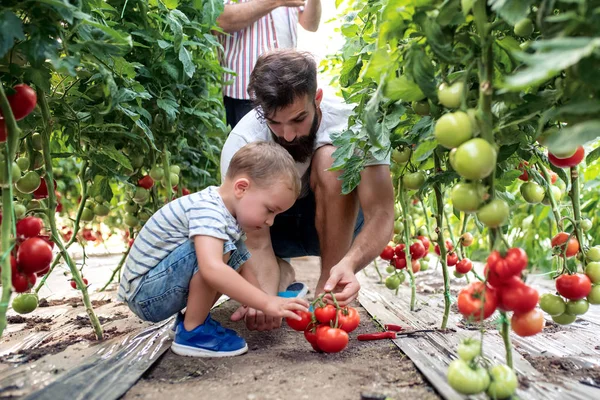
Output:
[247, 49, 317, 119]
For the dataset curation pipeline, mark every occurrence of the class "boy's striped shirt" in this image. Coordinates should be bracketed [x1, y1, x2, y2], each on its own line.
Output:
[117, 186, 244, 302]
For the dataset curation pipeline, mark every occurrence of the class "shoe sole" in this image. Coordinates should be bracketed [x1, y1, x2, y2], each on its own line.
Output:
[171, 342, 249, 358]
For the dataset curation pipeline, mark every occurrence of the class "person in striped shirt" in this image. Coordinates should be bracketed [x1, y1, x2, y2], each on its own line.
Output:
[216, 0, 322, 128]
[221, 50, 395, 331]
[117, 141, 309, 357]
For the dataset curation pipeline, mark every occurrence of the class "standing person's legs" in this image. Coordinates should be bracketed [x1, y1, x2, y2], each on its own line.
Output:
[223, 96, 255, 129]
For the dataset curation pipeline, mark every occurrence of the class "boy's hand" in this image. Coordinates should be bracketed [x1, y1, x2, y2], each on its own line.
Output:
[264, 296, 310, 320]
[231, 306, 282, 331]
[230, 297, 309, 331]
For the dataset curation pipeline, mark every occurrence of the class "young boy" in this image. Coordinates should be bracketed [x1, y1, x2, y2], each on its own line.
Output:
[117, 141, 309, 357]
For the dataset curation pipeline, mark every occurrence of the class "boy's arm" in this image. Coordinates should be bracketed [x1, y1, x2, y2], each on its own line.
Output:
[194, 235, 308, 318]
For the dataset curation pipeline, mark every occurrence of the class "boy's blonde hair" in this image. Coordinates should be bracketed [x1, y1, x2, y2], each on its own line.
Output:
[226, 141, 301, 197]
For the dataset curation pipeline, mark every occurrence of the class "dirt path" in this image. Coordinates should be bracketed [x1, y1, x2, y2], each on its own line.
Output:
[122, 257, 440, 400]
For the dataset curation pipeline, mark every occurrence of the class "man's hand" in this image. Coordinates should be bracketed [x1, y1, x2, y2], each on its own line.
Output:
[322, 263, 361, 306]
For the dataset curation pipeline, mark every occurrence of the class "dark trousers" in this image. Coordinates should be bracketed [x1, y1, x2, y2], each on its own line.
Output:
[224, 96, 254, 129]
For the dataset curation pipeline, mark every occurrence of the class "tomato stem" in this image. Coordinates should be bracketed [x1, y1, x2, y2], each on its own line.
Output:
[100, 244, 132, 291]
[398, 177, 416, 312]
[372, 258, 383, 283]
[37, 88, 103, 340]
[500, 311, 513, 368]
[569, 166, 586, 264]
[433, 152, 451, 329]
[162, 143, 173, 201]
[0, 81, 21, 339]
[537, 162, 563, 231]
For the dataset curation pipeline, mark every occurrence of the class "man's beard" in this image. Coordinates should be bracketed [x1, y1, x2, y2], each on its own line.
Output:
[270, 112, 319, 163]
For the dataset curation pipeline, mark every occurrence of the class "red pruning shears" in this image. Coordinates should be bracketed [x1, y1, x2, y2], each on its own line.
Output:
[357, 324, 438, 341]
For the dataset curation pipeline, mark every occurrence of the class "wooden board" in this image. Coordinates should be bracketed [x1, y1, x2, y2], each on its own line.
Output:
[357, 266, 600, 400]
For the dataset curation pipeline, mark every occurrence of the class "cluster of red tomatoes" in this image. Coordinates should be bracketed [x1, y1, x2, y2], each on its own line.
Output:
[458, 247, 544, 337]
[285, 303, 360, 353]
[2, 216, 54, 293]
[379, 235, 433, 289]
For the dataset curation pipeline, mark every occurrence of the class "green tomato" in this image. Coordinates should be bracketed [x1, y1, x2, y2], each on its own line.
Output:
[392, 147, 411, 164]
[15, 171, 41, 193]
[26, 200, 42, 211]
[394, 203, 402, 219]
[16, 157, 30, 171]
[85, 199, 96, 209]
[124, 213, 139, 228]
[587, 285, 600, 305]
[403, 171, 425, 190]
[542, 185, 562, 205]
[420, 261, 429, 271]
[520, 182, 545, 204]
[539, 293, 566, 316]
[93, 204, 111, 217]
[161, 173, 180, 188]
[12, 294, 39, 314]
[447, 359, 490, 395]
[170, 165, 181, 175]
[124, 201, 139, 214]
[451, 182, 483, 213]
[385, 275, 401, 290]
[580, 219, 593, 232]
[565, 299, 589, 316]
[394, 220, 404, 235]
[94, 195, 105, 203]
[149, 166, 165, 181]
[434, 111, 472, 149]
[53, 167, 64, 177]
[457, 338, 481, 361]
[438, 82, 464, 109]
[80, 207, 94, 222]
[385, 265, 396, 274]
[14, 202, 27, 219]
[30, 151, 44, 170]
[552, 312, 577, 325]
[30, 132, 44, 151]
[0, 161, 20, 184]
[487, 364, 518, 399]
[131, 154, 144, 169]
[411, 100, 430, 116]
[451, 138, 497, 180]
[514, 18, 535, 37]
[454, 271, 464, 278]
[585, 262, 600, 284]
[138, 210, 152, 223]
[132, 187, 150, 204]
[477, 199, 509, 228]
[586, 246, 600, 262]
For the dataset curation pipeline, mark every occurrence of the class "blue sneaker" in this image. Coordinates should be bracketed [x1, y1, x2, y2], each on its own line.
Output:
[171, 314, 248, 357]
[169, 312, 236, 339]
[277, 282, 308, 298]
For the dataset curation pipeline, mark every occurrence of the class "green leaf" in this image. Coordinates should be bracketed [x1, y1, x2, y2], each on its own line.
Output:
[157, 98, 180, 122]
[363, 49, 392, 82]
[339, 155, 365, 195]
[545, 121, 600, 155]
[88, 176, 114, 202]
[586, 147, 600, 165]
[406, 45, 438, 101]
[99, 145, 132, 170]
[437, 0, 464, 26]
[504, 38, 600, 90]
[179, 46, 196, 78]
[0, 11, 24, 59]
[413, 140, 437, 162]
[461, 0, 475, 15]
[419, 15, 457, 64]
[164, 0, 180, 10]
[496, 169, 522, 187]
[384, 76, 425, 102]
[488, 0, 535, 25]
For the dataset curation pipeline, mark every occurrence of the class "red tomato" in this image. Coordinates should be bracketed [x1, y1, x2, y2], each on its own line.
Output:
[457, 282, 498, 321]
[548, 146, 585, 168]
[487, 248, 528, 280]
[82, 228, 96, 242]
[314, 304, 337, 324]
[380, 245, 395, 261]
[36, 264, 51, 277]
[0, 119, 6, 142]
[435, 239, 454, 255]
[182, 187, 191, 196]
[393, 257, 407, 270]
[33, 178, 49, 199]
[556, 273, 592, 300]
[511, 309, 544, 337]
[551, 232, 579, 258]
[337, 307, 360, 333]
[417, 236, 431, 252]
[16, 216, 44, 239]
[286, 310, 313, 331]
[394, 243, 406, 258]
[37, 235, 55, 249]
[447, 251, 458, 267]
[304, 323, 321, 351]
[3, 84, 37, 120]
[411, 259, 421, 273]
[518, 161, 529, 181]
[410, 240, 426, 260]
[128, 238, 135, 247]
[456, 258, 473, 274]
[499, 280, 539, 314]
[316, 326, 349, 353]
[138, 175, 154, 189]
[17, 237, 54, 274]
[70, 280, 77, 289]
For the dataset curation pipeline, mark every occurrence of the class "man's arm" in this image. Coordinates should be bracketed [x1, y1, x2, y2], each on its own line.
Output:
[217, 0, 305, 33]
[298, 0, 321, 32]
[323, 164, 394, 304]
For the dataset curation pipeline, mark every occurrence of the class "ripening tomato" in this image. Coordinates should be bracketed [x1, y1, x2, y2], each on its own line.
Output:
[16, 216, 44, 239]
[138, 175, 154, 189]
[457, 282, 498, 321]
[548, 146, 585, 168]
[411, 259, 421, 273]
[548, 170, 558, 184]
[551, 232, 579, 258]
[446, 251, 459, 267]
[456, 258, 473, 274]
[511, 309, 544, 337]
[17, 237, 54, 274]
[2, 84, 37, 120]
[314, 304, 337, 324]
[435, 239, 454, 255]
[337, 307, 360, 333]
[556, 273, 592, 300]
[460, 232, 474, 247]
[316, 326, 349, 353]
[286, 310, 313, 331]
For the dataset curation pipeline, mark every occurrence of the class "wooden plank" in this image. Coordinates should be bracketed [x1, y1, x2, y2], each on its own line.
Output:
[357, 267, 600, 400]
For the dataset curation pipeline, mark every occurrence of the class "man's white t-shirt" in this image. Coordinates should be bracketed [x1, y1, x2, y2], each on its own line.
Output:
[220, 93, 389, 196]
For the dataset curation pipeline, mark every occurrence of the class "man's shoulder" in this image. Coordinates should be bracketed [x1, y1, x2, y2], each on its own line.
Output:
[229, 109, 270, 142]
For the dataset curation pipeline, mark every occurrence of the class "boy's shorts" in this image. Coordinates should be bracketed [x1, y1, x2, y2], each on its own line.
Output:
[270, 189, 364, 259]
[126, 239, 250, 323]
